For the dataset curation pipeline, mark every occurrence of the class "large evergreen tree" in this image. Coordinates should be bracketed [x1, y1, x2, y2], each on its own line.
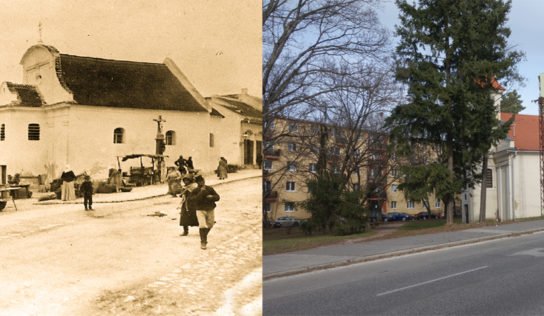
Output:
[386, 0, 522, 224]
[500, 90, 525, 113]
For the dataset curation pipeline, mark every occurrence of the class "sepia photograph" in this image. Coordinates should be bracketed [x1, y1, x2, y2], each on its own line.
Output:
[0, 0, 262, 315]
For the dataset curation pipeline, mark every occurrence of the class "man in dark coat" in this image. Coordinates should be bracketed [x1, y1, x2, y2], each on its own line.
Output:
[178, 174, 199, 236]
[192, 175, 220, 250]
[175, 155, 187, 174]
[80, 175, 93, 210]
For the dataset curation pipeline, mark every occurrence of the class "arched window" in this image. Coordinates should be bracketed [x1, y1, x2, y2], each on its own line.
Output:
[113, 128, 124, 144]
[209, 133, 214, 147]
[0, 123, 5, 141]
[165, 130, 175, 145]
[28, 123, 40, 141]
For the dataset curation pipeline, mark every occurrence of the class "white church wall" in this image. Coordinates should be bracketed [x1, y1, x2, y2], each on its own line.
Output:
[65, 105, 213, 180]
[0, 107, 48, 177]
[514, 152, 541, 218]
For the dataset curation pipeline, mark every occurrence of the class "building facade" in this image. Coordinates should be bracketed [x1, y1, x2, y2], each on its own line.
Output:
[0, 44, 260, 185]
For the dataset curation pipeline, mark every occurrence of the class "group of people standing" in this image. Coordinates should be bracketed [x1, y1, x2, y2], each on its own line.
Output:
[177, 173, 220, 250]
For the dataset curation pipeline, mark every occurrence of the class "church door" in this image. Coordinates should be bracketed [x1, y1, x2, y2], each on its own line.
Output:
[244, 139, 254, 165]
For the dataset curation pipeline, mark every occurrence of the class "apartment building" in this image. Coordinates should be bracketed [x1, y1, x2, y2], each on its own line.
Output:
[263, 117, 444, 222]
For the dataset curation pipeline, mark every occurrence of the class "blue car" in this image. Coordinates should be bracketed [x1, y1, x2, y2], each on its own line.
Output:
[385, 212, 412, 222]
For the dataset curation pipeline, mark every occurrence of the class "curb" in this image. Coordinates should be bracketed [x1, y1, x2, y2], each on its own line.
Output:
[263, 228, 544, 281]
[33, 174, 262, 205]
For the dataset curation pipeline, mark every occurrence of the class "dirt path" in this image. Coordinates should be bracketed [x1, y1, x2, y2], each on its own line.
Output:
[0, 177, 262, 315]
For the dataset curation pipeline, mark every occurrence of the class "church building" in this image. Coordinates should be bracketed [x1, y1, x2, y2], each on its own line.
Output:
[0, 44, 260, 185]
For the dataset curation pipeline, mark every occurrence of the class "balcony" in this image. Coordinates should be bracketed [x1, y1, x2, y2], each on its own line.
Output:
[264, 190, 278, 202]
[264, 149, 281, 160]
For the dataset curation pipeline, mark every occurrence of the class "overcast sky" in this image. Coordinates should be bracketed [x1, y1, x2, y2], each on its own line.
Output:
[377, 0, 544, 115]
[0, 0, 261, 98]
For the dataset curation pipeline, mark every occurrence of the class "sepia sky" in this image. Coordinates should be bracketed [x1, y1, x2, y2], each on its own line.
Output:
[0, 0, 261, 98]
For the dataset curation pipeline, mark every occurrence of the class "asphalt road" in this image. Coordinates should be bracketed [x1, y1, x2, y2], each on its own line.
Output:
[0, 177, 262, 315]
[264, 231, 544, 315]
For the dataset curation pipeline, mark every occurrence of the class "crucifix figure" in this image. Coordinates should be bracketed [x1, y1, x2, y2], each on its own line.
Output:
[153, 115, 166, 134]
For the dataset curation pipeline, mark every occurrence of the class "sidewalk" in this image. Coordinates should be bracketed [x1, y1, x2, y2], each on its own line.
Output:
[263, 219, 544, 280]
[34, 169, 262, 205]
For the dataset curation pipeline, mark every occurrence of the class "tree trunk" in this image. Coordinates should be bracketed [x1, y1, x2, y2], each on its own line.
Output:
[447, 149, 454, 225]
[479, 154, 488, 223]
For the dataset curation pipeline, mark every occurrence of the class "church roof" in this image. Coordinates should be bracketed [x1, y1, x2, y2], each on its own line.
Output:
[55, 54, 207, 112]
[501, 112, 539, 151]
[5, 82, 43, 107]
[210, 96, 262, 119]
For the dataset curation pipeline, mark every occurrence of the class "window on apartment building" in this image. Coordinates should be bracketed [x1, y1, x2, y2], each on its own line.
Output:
[407, 200, 415, 209]
[353, 183, 360, 191]
[485, 168, 493, 188]
[113, 127, 124, 144]
[165, 130, 175, 145]
[263, 180, 271, 192]
[288, 142, 297, 152]
[284, 202, 295, 212]
[264, 202, 271, 213]
[288, 122, 298, 132]
[311, 124, 318, 134]
[0, 123, 4, 141]
[263, 160, 273, 171]
[392, 169, 398, 177]
[209, 133, 214, 147]
[355, 148, 361, 156]
[286, 181, 296, 192]
[28, 123, 40, 141]
[435, 200, 441, 208]
[391, 201, 397, 209]
[391, 185, 397, 193]
[309, 163, 317, 173]
[264, 140, 274, 151]
[287, 161, 296, 172]
[370, 169, 375, 177]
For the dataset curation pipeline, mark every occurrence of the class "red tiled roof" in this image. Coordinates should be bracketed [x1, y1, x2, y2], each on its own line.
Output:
[500, 112, 539, 151]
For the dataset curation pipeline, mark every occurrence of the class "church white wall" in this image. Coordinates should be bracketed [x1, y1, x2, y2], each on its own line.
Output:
[210, 104, 243, 166]
[462, 156, 498, 222]
[20, 45, 74, 105]
[513, 152, 541, 218]
[66, 106, 213, 179]
[0, 107, 49, 177]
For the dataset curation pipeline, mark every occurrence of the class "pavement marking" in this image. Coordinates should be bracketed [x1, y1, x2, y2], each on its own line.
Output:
[511, 248, 544, 257]
[376, 265, 488, 297]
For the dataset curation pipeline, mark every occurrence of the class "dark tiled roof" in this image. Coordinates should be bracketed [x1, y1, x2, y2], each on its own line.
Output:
[56, 54, 207, 111]
[210, 108, 225, 118]
[6, 82, 43, 107]
[215, 97, 262, 119]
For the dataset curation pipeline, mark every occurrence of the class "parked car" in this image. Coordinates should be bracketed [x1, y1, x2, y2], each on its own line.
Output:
[415, 211, 440, 220]
[386, 212, 413, 221]
[274, 216, 304, 227]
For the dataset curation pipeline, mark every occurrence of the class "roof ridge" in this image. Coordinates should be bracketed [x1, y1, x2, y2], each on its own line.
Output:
[59, 53, 164, 66]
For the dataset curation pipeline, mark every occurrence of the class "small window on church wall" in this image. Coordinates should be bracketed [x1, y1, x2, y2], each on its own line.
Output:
[28, 123, 40, 141]
[113, 128, 124, 144]
[485, 168, 492, 188]
[0, 124, 5, 141]
[165, 130, 175, 145]
[209, 133, 214, 147]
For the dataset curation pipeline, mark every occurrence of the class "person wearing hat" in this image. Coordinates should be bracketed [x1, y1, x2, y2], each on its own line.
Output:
[178, 173, 199, 236]
[191, 175, 220, 250]
[166, 166, 182, 197]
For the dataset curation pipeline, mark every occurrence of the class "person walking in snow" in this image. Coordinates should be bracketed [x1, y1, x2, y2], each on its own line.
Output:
[191, 175, 220, 250]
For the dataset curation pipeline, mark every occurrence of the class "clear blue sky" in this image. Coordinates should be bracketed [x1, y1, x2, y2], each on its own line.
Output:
[378, 0, 544, 115]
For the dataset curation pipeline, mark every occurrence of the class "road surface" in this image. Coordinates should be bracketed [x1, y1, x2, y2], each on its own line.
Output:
[0, 177, 262, 315]
[264, 231, 544, 315]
